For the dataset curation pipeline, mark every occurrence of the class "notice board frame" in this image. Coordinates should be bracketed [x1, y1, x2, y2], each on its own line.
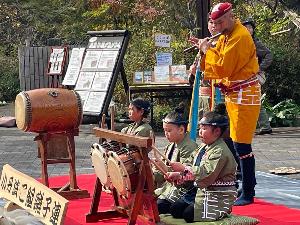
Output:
[76, 30, 130, 117]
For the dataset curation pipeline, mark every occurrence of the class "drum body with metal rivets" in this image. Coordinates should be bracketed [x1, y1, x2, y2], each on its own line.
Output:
[15, 88, 82, 133]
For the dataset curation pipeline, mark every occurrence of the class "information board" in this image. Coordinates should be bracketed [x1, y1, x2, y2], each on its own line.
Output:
[62, 48, 85, 86]
[74, 30, 130, 116]
[47, 47, 68, 75]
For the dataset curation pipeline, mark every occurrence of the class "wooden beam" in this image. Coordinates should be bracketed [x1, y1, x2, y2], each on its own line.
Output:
[93, 128, 152, 148]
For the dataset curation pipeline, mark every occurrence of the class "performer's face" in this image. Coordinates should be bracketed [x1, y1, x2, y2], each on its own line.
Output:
[208, 19, 218, 35]
[211, 12, 232, 34]
[163, 123, 185, 143]
[198, 124, 220, 145]
[128, 104, 143, 122]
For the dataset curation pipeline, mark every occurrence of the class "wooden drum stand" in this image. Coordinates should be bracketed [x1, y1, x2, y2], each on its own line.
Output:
[85, 128, 160, 225]
[34, 129, 90, 200]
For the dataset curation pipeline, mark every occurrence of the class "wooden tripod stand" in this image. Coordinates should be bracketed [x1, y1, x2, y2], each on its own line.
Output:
[34, 129, 90, 200]
[85, 128, 160, 225]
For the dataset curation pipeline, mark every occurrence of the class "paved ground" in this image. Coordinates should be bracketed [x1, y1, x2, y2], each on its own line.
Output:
[1, 123, 300, 178]
[1, 102, 300, 179]
[1, 102, 300, 209]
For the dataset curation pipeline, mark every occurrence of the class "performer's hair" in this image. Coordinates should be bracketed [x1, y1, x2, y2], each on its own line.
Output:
[174, 101, 185, 114]
[201, 111, 228, 135]
[163, 105, 189, 132]
[213, 103, 227, 116]
[130, 98, 150, 118]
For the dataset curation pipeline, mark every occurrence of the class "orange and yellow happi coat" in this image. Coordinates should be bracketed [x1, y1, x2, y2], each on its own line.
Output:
[201, 19, 261, 144]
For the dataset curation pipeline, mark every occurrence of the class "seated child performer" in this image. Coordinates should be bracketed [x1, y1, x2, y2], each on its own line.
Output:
[153, 106, 198, 215]
[167, 111, 237, 222]
[121, 98, 153, 137]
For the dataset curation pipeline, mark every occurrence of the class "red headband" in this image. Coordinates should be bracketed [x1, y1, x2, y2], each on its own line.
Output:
[210, 2, 232, 20]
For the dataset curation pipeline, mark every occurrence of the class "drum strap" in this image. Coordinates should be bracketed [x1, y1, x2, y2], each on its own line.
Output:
[167, 143, 176, 162]
[194, 145, 207, 166]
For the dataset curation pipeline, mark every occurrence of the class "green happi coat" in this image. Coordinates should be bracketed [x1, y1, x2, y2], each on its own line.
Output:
[188, 138, 237, 221]
[121, 121, 153, 137]
[154, 133, 198, 203]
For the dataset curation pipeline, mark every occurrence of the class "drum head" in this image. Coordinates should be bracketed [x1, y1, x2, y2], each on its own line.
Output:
[15, 93, 28, 131]
[107, 151, 131, 199]
[91, 143, 111, 187]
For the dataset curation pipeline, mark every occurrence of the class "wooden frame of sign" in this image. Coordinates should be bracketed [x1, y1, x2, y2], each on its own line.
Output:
[46, 46, 68, 88]
[75, 30, 130, 118]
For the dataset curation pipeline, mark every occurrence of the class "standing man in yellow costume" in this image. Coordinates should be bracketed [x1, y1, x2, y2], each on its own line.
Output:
[192, 2, 261, 206]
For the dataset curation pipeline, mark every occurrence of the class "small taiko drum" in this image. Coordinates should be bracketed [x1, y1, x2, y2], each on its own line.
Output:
[15, 88, 82, 132]
[107, 147, 142, 199]
[90, 141, 121, 188]
[91, 143, 111, 188]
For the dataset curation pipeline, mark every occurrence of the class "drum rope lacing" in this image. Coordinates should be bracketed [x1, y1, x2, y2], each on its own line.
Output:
[23, 91, 32, 131]
[73, 91, 83, 128]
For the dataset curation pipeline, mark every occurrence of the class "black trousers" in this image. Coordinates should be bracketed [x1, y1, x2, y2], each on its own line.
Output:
[157, 199, 172, 214]
[233, 142, 256, 197]
[170, 199, 195, 223]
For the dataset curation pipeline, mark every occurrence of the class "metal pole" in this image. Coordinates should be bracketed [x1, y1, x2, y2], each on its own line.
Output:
[195, 0, 210, 38]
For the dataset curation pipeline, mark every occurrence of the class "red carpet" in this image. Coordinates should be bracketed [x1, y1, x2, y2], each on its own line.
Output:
[48, 174, 300, 225]
[232, 199, 300, 225]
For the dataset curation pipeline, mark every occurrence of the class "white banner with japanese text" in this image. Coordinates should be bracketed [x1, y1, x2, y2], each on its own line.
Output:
[0, 164, 68, 225]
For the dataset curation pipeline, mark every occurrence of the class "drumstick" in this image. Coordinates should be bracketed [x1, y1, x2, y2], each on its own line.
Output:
[152, 144, 160, 161]
[151, 140, 161, 168]
[101, 114, 106, 129]
[150, 130, 155, 145]
[110, 105, 115, 131]
[149, 158, 168, 177]
[152, 145, 172, 165]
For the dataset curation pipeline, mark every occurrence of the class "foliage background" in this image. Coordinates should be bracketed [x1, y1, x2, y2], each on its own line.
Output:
[0, 0, 299, 126]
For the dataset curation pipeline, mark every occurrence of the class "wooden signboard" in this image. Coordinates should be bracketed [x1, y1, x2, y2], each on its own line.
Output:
[0, 164, 68, 225]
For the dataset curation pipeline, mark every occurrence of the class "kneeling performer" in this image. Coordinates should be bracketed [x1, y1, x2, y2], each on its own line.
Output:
[167, 111, 237, 222]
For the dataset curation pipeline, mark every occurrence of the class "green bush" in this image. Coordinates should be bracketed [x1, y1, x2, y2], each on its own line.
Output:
[0, 52, 20, 102]
[0, 71, 20, 102]
[152, 103, 173, 132]
[151, 98, 191, 131]
[264, 47, 300, 106]
[263, 95, 300, 127]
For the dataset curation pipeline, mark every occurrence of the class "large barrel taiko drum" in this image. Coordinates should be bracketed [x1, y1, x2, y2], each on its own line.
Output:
[15, 88, 82, 133]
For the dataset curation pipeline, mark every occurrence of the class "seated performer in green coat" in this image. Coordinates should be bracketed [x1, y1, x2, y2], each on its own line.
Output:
[121, 98, 153, 137]
[167, 111, 237, 222]
[154, 107, 198, 214]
